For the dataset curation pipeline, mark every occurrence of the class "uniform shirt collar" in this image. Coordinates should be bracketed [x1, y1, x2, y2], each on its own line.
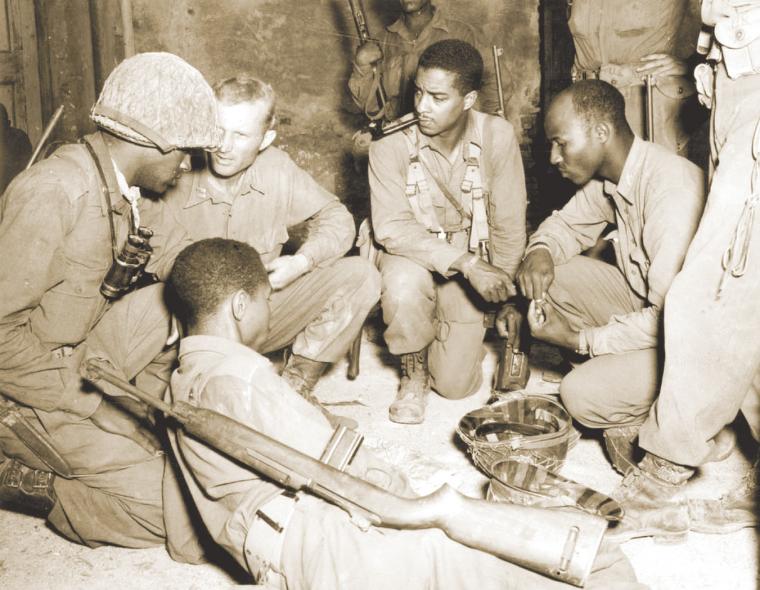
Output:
[418, 110, 482, 162]
[178, 334, 264, 363]
[603, 136, 646, 204]
[186, 159, 264, 208]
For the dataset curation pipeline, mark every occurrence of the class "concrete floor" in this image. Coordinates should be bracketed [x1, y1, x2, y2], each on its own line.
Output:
[1, 322, 758, 590]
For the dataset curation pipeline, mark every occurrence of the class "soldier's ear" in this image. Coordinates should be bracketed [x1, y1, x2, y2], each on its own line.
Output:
[231, 289, 248, 321]
[593, 121, 610, 144]
[463, 90, 478, 111]
[259, 129, 277, 152]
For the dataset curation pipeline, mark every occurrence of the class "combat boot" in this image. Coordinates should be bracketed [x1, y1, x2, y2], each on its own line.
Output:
[281, 353, 357, 429]
[607, 452, 693, 543]
[688, 457, 758, 534]
[603, 424, 642, 476]
[0, 458, 57, 515]
[389, 349, 430, 425]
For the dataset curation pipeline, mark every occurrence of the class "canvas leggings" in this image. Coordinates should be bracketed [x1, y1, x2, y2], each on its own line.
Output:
[545, 256, 662, 429]
[639, 64, 760, 467]
[0, 283, 172, 547]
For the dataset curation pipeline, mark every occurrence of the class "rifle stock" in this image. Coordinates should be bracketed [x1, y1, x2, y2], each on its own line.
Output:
[83, 360, 605, 587]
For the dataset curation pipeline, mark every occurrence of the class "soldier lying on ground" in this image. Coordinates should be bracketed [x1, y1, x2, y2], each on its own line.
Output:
[163, 236, 647, 589]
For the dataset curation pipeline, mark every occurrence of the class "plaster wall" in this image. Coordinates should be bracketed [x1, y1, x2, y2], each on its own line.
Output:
[130, 0, 541, 205]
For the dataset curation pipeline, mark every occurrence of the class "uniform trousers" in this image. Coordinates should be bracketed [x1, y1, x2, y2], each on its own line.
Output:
[0, 283, 172, 547]
[639, 64, 760, 466]
[548, 256, 662, 429]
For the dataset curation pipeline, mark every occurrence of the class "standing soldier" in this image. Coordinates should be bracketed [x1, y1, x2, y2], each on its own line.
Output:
[0, 52, 219, 548]
[369, 39, 526, 424]
[612, 0, 760, 541]
[349, 0, 500, 125]
[567, 0, 703, 158]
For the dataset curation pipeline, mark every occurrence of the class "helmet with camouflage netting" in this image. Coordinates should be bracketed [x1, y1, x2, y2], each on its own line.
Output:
[91, 52, 220, 152]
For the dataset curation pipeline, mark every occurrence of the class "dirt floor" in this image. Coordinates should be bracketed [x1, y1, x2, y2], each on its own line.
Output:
[1, 318, 758, 590]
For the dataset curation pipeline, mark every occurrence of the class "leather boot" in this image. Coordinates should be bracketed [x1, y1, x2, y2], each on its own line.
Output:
[0, 458, 57, 516]
[688, 457, 758, 534]
[281, 353, 357, 429]
[607, 452, 693, 543]
[603, 424, 642, 476]
[389, 349, 430, 425]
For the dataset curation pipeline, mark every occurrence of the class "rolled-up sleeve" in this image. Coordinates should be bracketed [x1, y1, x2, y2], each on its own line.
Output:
[527, 182, 615, 265]
[585, 163, 705, 356]
[368, 134, 463, 275]
[486, 118, 527, 279]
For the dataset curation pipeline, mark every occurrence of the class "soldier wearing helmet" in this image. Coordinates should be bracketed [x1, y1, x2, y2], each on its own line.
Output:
[0, 52, 219, 548]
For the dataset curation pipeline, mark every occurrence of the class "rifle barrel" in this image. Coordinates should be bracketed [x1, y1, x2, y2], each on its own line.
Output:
[26, 105, 64, 170]
[492, 46, 506, 119]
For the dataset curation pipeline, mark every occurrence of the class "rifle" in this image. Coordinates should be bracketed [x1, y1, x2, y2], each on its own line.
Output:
[492, 46, 507, 119]
[25, 105, 64, 170]
[347, 0, 388, 119]
[83, 359, 606, 587]
[645, 74, 655, 142]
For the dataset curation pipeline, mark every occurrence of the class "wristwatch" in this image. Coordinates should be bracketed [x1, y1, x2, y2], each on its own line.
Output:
[575, 329, 589, 356]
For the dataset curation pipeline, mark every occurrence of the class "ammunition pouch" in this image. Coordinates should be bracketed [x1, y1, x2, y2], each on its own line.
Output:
[715, 8, 760, 79]
[0, 458, 57, 515]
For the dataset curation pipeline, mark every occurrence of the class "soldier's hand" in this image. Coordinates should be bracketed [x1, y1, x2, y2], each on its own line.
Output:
[636, 53, 689, 79]
[355, 41, 383, 67]
[464, 258, 516, 303]
[495, 302, 523, 352]
[90, 398, 161, 455]
[527, 301, 578, 350]
[517, 249, 555, 301]
[266, 254, 311, 291]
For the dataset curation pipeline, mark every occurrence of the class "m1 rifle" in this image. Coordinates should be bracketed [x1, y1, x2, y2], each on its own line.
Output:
[83, 359, 606, 587]
[347, 0, 388, 118]
[492, 46, 507, 119]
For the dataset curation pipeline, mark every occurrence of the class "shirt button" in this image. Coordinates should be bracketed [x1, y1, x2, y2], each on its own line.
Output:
[736, 29, 745, 41]
[678, 86, 684, 95]
[611, 79, 617, 86]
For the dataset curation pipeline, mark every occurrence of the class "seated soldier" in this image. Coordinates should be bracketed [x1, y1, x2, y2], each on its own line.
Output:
[165, 237, 646, 589]
[516, 80, 708, 476]
[368, 39, 526, 424]
[0, 52, 218, 547]
[161, 75, 377, 428]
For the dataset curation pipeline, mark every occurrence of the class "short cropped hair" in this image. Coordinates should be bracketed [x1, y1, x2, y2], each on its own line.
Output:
[418, 39, 483, 94]
[566, 80, 628, 132]
[169, 238, 268, 329]
[213, 75, 276, 129]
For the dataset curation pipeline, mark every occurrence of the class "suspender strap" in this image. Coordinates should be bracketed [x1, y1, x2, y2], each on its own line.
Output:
[403, 130, 441, 232]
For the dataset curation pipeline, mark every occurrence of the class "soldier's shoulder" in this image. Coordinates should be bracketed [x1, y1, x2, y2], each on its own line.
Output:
[4, 143, 91, 206]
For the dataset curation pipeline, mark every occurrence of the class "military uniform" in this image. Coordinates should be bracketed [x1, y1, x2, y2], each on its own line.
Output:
[639, 0, 760, 466]
[348, 4, 500, 122]
[0, 132, 187, 546]
[368, 110, 526, 399]
[526, 138, 705, 428]
[161, 146, 379, 364]
[168, 334, 645, 590]
[569, 0, 702, 156]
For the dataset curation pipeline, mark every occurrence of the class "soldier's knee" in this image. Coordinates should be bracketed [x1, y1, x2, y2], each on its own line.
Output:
[432, 363, 482, 400]
[381, 265, 433, 309]
[559, 368, 600, 427]
[339, 257, 381, 303]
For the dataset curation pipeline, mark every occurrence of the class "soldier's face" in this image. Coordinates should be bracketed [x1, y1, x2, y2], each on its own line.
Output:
[414, 67, 474, 137]
[400, 0, 430, 13]
[211, 100, 271, 178]
[135, 149, 191, 194]
[544, 94, 604, 186]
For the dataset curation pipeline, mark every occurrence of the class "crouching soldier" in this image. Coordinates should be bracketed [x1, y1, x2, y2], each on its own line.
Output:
[162, 75, 378, 428]
[0, 52, 219, 547]
[368, 39, 527, 424]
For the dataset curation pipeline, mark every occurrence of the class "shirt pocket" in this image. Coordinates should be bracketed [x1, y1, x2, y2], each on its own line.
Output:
[613, 0, 662, 37]
[36, 266, 108, 346]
